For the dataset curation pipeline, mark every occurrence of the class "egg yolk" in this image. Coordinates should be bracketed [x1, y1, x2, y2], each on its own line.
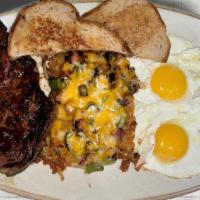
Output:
[150, 64, 187, 100]
[153, 123, 188, 162]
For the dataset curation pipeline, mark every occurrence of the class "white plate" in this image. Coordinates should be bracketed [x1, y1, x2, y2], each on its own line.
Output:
[0, 2, 200, 200]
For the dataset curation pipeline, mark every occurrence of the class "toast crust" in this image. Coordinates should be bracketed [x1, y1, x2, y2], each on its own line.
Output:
[150, 3, 171, 61]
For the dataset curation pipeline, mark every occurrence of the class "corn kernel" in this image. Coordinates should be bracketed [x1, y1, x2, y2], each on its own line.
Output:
[118, 58, 129, 69]
[87, 63, 95, 69]
[98, 56, 107, 64]
[86, 52, 97, 63]
[86, 52, 107, 64]
[62, 63, 73, 73]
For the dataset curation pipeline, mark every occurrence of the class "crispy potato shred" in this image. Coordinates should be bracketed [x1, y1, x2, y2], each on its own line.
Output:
[41, 51, 139, 178]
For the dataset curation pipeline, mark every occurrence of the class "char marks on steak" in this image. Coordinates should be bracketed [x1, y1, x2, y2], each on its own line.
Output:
[0, 21, 54, 176]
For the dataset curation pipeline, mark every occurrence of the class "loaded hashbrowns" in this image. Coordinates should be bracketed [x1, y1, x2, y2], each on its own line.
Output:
[41, 51, 138, 177]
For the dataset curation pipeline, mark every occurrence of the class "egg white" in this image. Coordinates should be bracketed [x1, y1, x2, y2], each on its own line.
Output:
[169, 34, 193, 54]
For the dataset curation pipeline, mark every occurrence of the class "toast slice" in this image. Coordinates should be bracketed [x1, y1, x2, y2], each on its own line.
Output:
[82, 0, 171, 62]
[8, 0, 130, 59]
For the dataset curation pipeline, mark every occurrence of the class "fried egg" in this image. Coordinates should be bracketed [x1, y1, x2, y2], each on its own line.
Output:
[130, 35, 200, 178]
[133, 101, 200, 178]
[130, 48, 200, 104]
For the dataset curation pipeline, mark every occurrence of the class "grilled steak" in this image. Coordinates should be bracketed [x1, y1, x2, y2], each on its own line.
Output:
[0, 21, 54, 176]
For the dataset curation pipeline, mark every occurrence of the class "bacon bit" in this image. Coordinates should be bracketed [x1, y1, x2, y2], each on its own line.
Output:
[120, 159, 130, 172]
[101, 63, 110, 72]
[71, 51, 81, 64]
[79, 153, 89, 165]
[122, 98, 130, 106]
[73, 119, 86, 132]
[114, 128, 124, 140]
[117, 98, 129, 106]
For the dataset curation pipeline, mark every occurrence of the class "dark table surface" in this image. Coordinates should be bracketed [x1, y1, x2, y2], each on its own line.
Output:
[0, 0, 199, 17]
[0, 0, 179, 13]
[0, 0, 35, 13]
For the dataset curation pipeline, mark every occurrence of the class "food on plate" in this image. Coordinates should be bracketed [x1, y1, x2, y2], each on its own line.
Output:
[131, 35, 200, 178]
[1, 0, 200, 182]
[8, 0, 129, 60]
[0, 21, 54, 176]
[41, 51, 138, 176]
[82, 0, 170, 62]
[7, 0, 140, 177]
[10, 0, 196, 180]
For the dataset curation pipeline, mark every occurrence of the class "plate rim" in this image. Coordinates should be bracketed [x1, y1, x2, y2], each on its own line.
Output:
[0, 184, 56, 200]
[0, 2, 200, 200]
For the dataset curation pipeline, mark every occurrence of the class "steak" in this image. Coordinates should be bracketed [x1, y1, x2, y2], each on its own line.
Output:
[0, 21, 54, 176]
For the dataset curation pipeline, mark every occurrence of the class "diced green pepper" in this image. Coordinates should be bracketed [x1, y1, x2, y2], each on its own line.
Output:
[79, 84, 88, 96]
[49, 78, 66, 91]
[64, 131, 86, 156]
[85, 163, 104, 174]
[101, 157, 117, 165]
